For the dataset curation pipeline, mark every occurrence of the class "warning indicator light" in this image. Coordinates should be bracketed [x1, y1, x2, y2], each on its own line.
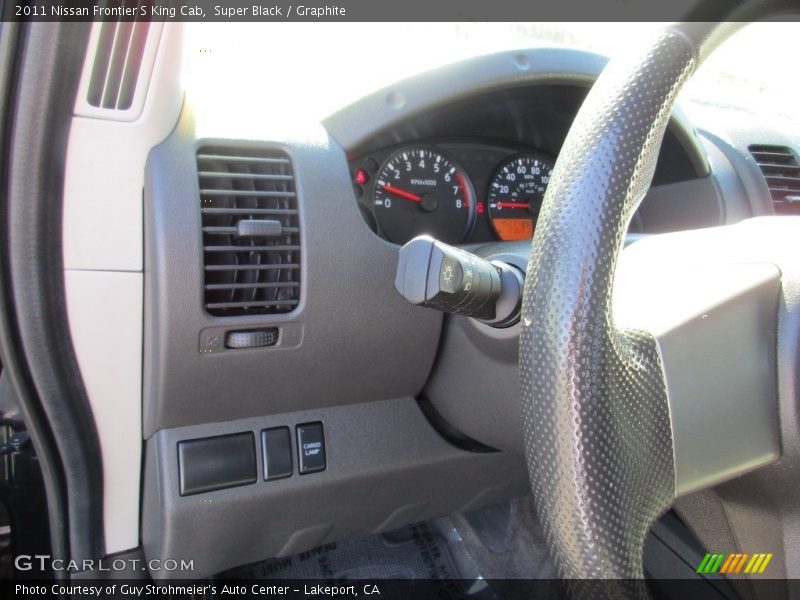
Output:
[354, 168, 369, 185]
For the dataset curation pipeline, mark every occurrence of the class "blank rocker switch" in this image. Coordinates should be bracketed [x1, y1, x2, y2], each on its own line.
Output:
[262, 427, 293, 481]
[297, 422, 326, 474]
[178, 432, 257, 496]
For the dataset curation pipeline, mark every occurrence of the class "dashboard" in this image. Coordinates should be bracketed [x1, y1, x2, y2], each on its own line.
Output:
[345, 82, 710, 247]
[137, 44, 795, 578]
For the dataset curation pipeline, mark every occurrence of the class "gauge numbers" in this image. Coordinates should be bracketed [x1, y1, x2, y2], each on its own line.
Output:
[487, 154, 554, 241]
[374, 147, 476, 245]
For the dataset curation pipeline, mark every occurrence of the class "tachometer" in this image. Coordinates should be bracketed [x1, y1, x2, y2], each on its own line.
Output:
[374, 147, 475, 244]
[487, 154, 554, 241]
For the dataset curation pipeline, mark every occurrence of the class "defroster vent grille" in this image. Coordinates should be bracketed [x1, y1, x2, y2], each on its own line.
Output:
[199, 147, 301, 316]
[87, 21, 151, 110]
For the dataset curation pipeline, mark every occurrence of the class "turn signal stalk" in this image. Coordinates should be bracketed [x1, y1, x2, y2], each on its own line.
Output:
[394, 235, 523, 327]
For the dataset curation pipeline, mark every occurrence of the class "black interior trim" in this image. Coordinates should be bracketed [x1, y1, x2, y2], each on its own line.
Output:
[0, 21, 102, 562]
[0, 20, 71, 575]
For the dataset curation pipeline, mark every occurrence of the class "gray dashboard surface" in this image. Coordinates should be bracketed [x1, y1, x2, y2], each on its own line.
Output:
[143, 111, 442, 436]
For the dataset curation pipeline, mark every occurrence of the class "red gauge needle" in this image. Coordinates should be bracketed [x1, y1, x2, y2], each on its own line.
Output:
[496, 201, 530, 210]
[381, 184, 422, 203]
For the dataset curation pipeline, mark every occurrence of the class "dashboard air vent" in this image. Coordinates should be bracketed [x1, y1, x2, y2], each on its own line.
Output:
[749, 145, 800, 214]
[198, 147, 301, 317]
[87, 21, 151, 110]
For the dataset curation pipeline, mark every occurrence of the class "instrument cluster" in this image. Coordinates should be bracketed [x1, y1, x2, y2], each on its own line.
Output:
[350, 141, 555, 245]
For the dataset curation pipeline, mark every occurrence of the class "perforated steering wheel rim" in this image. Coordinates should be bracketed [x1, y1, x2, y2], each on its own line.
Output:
[517, 12, 786, 593]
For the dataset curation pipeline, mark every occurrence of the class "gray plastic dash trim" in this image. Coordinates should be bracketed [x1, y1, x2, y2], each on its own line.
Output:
[142, 396, 529, 579]
[143, 108, 443, 435]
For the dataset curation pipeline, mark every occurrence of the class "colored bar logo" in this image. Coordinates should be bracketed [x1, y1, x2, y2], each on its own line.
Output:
[696, 552, 773, 574]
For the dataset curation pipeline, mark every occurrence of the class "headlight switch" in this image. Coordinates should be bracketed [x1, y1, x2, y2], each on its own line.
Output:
[394, 235, 523, 327]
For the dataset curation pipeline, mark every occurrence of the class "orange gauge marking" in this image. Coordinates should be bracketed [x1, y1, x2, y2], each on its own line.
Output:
[493, 218, 533, 241]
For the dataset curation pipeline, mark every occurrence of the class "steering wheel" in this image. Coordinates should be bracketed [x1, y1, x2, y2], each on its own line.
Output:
[518, 11, 793, 593]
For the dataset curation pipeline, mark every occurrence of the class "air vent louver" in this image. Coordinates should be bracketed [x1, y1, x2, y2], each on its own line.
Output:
[198, 147, 301, 317]
[749, 145, 800, 214]
[87, 21, 151, 110]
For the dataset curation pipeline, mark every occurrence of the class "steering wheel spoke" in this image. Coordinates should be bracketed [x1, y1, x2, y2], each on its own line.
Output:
[617, 235, 781, 496]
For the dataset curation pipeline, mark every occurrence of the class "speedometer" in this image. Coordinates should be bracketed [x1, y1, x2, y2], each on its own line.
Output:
[487, 154, 554, 241]
[374, 147, 475, 244]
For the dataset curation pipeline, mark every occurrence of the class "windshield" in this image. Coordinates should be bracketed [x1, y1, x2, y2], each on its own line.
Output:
[185, 22, 800, 125]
